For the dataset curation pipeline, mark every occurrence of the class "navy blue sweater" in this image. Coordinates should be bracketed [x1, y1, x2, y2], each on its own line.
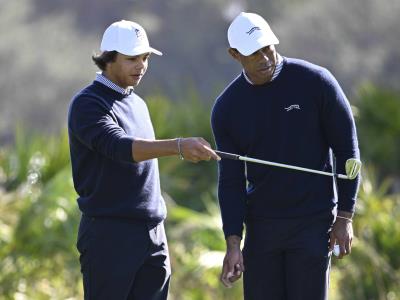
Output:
[68, 81, 166, 222]
[211, 57, 360, 238]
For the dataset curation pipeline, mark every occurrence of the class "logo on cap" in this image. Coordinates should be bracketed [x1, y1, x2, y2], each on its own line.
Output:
[246, 26, 261, 35]
[135, 28, 144, 40]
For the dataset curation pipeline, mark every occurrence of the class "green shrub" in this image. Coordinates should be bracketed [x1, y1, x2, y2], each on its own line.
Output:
[1, 90, 400, 299]
[356, 84, 400, 178]
[331, 166, 400, 300]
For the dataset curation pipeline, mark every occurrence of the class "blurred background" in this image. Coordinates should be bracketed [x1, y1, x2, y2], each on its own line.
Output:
[0, 0, 399, 299]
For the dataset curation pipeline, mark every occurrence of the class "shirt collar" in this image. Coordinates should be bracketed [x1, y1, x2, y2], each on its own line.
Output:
[243, 54, 284, 85]
[95, 72, 134, 95]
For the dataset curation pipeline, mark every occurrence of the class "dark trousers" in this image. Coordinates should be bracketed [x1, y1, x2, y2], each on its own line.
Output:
[77, 215, 171, 300]
[243, 211, 334, 300]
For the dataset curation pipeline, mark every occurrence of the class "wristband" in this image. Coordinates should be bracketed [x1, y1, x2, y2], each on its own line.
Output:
[336, 215, 353, 222]
[177, 138, 184, 160]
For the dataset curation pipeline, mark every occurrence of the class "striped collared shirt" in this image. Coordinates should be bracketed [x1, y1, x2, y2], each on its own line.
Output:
[243, 54, 284, 85]
[95, 72, 134, 95]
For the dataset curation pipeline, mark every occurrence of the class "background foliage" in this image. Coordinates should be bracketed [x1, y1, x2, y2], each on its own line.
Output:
[356, 85, 400, 180]
[1, 0, 400, 139]
[0, 0, 399, 299]
[1, 87, 400, 299]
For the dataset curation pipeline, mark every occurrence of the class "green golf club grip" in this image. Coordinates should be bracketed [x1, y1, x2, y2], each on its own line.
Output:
[215, 150, 240, 160]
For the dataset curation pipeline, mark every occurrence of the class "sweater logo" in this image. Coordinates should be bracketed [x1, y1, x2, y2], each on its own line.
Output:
[285, 104, 300, 112]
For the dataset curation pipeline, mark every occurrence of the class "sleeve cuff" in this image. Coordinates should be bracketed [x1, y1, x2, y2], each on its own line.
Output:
[337, 200, 356, 213]
[223, 224, 244, 240]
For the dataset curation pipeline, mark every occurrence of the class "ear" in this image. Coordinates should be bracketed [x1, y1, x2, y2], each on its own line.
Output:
[228, 48, 241, 61]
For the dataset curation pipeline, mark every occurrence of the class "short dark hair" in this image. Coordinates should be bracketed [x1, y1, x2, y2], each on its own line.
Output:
[91, 51, 118, 71]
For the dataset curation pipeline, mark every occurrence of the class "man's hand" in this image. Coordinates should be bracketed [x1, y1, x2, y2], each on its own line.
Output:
[220, 235, 244, 288]
[329, 210, 354, 259]
[179, 137, 220, 162]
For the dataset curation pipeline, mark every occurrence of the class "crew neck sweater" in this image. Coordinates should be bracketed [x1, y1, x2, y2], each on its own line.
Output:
[68, 80, 166, 222]
[211, 57, 360, 238]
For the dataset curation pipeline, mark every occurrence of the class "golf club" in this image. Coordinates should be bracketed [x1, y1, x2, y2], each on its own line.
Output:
[215, 150, 361, 180]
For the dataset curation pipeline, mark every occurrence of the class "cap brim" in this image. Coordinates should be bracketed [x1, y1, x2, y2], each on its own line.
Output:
[125, 46, 163, 56]
[102, 45, 163, 56]
[149, 47, 162, 56]
[237, 36, 279, 56]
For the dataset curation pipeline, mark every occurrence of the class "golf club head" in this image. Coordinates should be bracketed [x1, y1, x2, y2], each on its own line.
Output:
[345, 158, 362, 180]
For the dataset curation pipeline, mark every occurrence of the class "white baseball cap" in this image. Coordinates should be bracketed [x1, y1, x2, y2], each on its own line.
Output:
[228, 12, 279, 56]
[100, 20, 162, 56]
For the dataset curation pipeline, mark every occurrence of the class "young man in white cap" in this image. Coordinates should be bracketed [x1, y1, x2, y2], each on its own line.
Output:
[211, 12, 360, 299]
[68, 20, 219, 300]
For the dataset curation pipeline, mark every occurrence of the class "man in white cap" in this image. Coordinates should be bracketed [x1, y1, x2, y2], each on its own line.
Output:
[68, 20, 219, 299]
[211, 12, 360, 299]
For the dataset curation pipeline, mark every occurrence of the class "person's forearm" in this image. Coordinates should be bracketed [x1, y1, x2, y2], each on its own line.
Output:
[132, 138, 179, 162]
[226, 235, 242, 251]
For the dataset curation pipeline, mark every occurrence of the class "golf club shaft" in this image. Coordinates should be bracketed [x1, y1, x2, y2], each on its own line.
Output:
[215, 150, 349, 179]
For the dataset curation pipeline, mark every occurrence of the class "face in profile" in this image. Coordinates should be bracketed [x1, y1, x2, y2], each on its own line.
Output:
[105, 53, 151, 88]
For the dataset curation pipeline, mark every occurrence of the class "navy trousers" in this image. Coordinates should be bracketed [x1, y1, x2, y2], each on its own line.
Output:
[243, 211, 334, 300]
[77, 215, 171, 300]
